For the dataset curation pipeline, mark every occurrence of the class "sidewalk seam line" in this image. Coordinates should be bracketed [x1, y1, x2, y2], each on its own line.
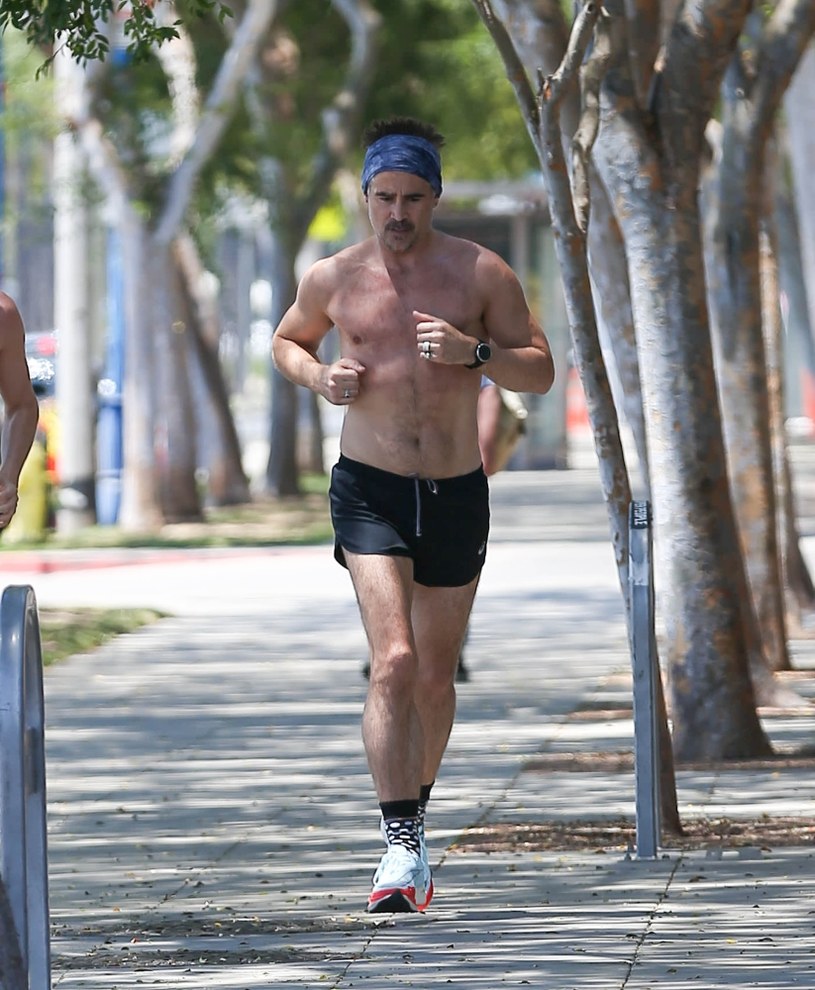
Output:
[619, 854, 684, 989]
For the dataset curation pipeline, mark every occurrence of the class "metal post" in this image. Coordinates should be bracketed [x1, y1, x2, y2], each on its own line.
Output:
[0, 585, 52, 988]
[628, 501, 661, 858]
[96, 225, 125, 525]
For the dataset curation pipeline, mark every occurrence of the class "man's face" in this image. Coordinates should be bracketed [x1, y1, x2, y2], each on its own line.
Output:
[366, 171, 439, 253]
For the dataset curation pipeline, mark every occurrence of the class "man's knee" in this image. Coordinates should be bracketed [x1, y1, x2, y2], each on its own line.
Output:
[368, 645, 417, 692]
[415, 653, 460, 697]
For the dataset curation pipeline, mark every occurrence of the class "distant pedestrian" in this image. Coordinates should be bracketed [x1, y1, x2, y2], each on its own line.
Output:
[0, 292, 40, 532]
[273, 117, 554, 913]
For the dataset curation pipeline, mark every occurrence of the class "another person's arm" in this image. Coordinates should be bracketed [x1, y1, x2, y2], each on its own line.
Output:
[477, 381, 504, 477]
[0, 293, 39, 528]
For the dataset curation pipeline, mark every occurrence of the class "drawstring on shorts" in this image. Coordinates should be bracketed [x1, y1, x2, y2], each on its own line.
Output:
[413, 476, 439, 537]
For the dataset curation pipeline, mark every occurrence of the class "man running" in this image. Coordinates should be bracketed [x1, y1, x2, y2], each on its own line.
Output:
[272, 117, 554, 912]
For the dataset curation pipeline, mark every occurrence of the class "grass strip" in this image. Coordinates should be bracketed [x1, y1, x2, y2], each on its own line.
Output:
[38, 608, 167, 666]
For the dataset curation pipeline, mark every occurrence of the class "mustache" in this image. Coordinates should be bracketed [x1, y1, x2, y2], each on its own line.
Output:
[385, 221, 414, 232]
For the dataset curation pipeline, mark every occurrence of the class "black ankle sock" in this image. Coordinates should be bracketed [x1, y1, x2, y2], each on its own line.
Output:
[418, 782, 434, 824]
[380, 799, 421, 855]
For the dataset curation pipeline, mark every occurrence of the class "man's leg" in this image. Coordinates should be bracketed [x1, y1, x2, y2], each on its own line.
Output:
[411, 576, 480, 784]
[345, 551, 423, 801]
[345, 551, 434, 912]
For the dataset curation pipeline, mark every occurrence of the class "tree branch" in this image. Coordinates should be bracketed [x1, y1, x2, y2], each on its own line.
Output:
[154, 0, 280, 244]
[471, 0, 540, 140]
[542, 0, 600, 106]
[294, 0, 382, 239]
[751, 0, 815, 143]
[571, 7, 612, 232]
[539, 0, 602, 233]
[154, 1, 201, 169]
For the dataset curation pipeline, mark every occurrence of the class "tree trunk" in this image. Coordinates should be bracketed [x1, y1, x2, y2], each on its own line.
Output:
[72, 2, 279, 528]
[706, 77, 789, 681]
[173, 234, 251, 506]
[709, 2, 815, 680]
[785, 42, 815, 358]
[592, 0, 772, 761]
[53, 51, 96, 533]
[265, 232, 301, 496]
[119, 207, 165, 531]
[587, 188, 649, 495]
[248, 1, 380, 494]
[148, 242, 202, 522]
[762, 214, 805, 639]
[475, 0, 680, 828]
[489, 0, 649, 489]
[773, 157, 815, 617]
[766, 177, 815, 640]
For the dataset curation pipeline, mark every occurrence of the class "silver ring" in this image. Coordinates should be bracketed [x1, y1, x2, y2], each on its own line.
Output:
[343, 389, 351, 399]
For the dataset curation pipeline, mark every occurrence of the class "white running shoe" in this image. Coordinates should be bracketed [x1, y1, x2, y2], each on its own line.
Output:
[367, 844, 434, 913]
[379, 816, 430, 873]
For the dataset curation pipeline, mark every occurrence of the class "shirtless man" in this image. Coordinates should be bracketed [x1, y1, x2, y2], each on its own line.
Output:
[272, 117, 554, 913]
[0, 292, 40, 532]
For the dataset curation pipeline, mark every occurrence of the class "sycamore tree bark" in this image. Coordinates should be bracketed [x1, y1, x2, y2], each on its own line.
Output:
[147, 0, 277, 520]
[173, 234, 250, 505]
[53, 50, 96, 534]
[774, 167, 815, 619]
[475, 1, 631, 615]
[489, 0, 649, 489]
[78, 120, 165, 530]
[589, 0, 772, 759]
[761, 203, 803, 640]
[475, 0, 680, 831]
[706, 1, 815, 680]
[785, 43, 815, 359]
[482, 0, 774, 759]
[71, 0, 277, 528]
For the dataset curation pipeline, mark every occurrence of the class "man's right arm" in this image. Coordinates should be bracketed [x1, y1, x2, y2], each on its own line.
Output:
[0, 293, 39, 527]
[272, 263, 365, 406]
[272, 265, 334, 394]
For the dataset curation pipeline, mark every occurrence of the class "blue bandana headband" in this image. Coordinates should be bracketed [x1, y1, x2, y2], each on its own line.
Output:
[361, 134, 443, 197]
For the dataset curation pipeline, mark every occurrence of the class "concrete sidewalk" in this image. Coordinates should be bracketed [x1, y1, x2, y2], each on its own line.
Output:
[6, 455, 815, 988]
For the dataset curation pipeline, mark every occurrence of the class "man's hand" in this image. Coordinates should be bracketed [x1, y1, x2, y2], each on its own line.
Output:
[322, 358, 366, 405]
[414, 310, 478, 365]
[0, 479, 19, 529]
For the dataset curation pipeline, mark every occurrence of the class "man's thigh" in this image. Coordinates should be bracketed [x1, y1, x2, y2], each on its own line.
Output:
[345, 550, 479, 675]
[411, 576, 480, 676]
[345, 551, 415, 654]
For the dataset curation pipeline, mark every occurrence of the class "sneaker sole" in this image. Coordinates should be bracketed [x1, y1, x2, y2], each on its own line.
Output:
[367, 890, 420, 913]
[366, 879, 434, 914]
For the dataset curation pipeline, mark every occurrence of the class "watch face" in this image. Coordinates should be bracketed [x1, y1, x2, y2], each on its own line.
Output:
[477, 342, 491, 362]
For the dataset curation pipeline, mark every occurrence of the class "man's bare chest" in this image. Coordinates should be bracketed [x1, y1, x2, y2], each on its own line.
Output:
[328, 268, 481, 345]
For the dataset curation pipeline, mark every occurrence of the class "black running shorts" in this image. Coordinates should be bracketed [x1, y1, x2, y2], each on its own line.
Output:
[329, 455, 490, 588]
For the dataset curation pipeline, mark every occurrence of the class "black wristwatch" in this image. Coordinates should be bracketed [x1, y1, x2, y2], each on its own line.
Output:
[466, 340, 492, 369]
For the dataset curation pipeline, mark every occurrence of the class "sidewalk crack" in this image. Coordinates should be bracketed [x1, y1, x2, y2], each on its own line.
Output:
[620, 854, 683, 988]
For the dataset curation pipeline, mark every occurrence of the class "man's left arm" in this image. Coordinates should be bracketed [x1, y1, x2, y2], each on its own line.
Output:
[414, 253, 555, 393]
[475, 256, 554, 395]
